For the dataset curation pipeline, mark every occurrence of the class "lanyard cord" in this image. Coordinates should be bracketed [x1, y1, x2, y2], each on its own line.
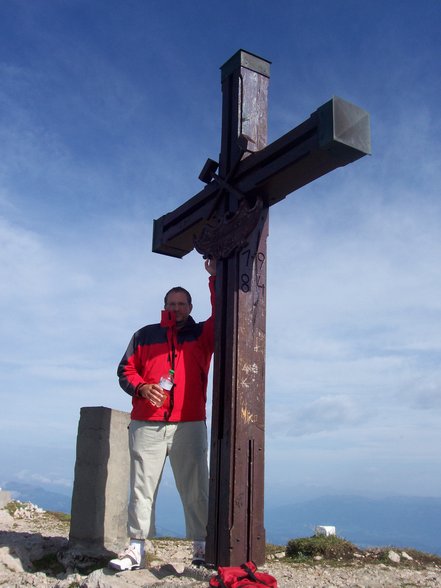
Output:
[170, 340, 176, 370]
[165, 329, 177, 420]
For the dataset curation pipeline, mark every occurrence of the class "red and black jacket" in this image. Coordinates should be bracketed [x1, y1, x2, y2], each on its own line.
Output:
[117, 276, 215, 422]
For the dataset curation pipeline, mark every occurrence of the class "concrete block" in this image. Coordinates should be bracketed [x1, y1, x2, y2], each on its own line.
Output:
[0, 490, 12, 508]
[69, 406, 131, 557]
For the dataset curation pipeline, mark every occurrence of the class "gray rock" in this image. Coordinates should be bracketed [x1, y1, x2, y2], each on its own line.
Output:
[0, 545, 27, 573]
[388, 550, 401, 563]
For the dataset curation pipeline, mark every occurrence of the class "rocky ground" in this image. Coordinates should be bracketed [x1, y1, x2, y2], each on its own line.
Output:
[1, 502, 441, 587]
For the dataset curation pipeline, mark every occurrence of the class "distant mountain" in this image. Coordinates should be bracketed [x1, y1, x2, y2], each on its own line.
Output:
[3, 481, 72, 514]
[265, 494, 441, 555]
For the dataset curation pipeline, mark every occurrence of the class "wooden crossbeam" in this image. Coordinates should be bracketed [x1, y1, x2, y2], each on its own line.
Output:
[152, 96, 370, 258]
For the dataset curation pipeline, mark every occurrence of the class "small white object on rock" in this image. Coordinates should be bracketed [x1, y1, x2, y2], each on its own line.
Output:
[401, 551, 413, 561]
[315, 525, 336, 537]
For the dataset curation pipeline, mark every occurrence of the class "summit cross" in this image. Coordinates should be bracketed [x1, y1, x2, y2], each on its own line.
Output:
[152, 49, 370, 567]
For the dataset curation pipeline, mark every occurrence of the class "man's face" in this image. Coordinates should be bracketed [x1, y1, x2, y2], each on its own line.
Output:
[164, 292, 192, 327]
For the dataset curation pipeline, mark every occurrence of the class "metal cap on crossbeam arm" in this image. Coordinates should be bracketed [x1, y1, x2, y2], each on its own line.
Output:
[318, 96, 371, 158]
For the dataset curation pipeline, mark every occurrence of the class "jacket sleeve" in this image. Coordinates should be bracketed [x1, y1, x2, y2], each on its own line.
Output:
[201, 275, 216, 352]
[117, 332, 146, 397]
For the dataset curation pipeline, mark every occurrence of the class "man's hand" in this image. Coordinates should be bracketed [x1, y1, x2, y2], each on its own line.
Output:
[205, 257, 216, 276]
[138, 383, 166, 407]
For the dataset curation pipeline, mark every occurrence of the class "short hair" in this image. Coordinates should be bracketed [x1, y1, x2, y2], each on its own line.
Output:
[164, 287, 192, 306]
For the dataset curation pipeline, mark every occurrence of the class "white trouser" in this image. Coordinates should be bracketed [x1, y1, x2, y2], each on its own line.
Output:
[127, 420, 209, 541]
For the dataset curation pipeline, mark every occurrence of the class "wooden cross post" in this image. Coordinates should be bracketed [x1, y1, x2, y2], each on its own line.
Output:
[152, 50, 370, 567]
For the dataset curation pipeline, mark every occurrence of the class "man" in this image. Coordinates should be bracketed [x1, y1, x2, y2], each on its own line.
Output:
[109, 258, 216, 571]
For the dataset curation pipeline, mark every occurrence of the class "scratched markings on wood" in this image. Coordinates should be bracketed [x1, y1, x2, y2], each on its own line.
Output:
[237, 214, 267, 427]
[240, 69, 268, 154]
[230, 211, 268, 561]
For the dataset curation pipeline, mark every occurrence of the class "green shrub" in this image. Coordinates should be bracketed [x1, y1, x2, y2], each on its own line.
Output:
[4, 500, 22, 516]
[286, 535, 357, 561]
[44, 510, 71, 523]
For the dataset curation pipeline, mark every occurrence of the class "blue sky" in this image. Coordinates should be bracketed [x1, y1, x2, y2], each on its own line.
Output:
[0, 0, 440, 508]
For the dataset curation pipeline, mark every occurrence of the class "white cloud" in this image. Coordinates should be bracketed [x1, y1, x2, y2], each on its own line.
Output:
[271, 394, 370, 437]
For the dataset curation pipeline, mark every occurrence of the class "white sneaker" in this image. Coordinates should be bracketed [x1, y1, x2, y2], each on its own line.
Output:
[192, 540, 205, 566]
[108, 545, 142, 571]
